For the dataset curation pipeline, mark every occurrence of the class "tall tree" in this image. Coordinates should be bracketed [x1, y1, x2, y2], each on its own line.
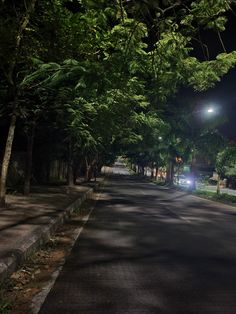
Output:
[0, 0, 38, 206]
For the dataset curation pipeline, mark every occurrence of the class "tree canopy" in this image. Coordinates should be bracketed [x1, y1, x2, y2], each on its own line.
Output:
[0, 0, 236, 205]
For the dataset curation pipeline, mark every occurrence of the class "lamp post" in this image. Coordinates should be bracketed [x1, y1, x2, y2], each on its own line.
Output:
[188, 105, 216, 191]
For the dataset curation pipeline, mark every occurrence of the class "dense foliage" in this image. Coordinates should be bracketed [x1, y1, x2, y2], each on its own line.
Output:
[1, 0, 236, 205]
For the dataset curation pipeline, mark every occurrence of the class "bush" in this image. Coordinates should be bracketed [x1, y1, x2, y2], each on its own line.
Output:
[215, 193, 236, 203]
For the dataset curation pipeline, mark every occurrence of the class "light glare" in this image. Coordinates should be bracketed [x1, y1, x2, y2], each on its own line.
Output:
[207, 107, 214, 113]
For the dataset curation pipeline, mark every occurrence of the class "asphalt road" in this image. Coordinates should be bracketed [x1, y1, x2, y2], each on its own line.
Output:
[39, 163, 236, 314]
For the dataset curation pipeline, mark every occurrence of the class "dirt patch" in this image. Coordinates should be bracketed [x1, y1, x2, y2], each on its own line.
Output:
[1, 199, 95, 314]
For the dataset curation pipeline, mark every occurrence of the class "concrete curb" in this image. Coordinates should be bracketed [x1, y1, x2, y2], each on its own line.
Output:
[0, 186, 95, 282]
[30, 185, 105, 314]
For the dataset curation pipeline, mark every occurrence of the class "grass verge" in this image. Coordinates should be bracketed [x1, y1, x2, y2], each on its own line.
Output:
[0, 280, 12, 314]
[194, 190, 236, 204]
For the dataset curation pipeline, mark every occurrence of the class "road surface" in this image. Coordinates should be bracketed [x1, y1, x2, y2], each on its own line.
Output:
[39, 163, 236, 313]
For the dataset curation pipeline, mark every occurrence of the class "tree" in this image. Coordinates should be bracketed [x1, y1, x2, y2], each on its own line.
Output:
[216, 145, 236, 194]
[0, 0, 38, 206]
[1, 0, 236, 206]
[0, 0, 94, 198]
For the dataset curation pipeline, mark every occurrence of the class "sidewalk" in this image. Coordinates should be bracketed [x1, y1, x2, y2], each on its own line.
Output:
[0, 180, 102, 281]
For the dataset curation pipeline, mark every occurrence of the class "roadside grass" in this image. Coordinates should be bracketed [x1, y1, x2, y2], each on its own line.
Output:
[149, 174, 236, 205]
[0, 280, 12, 314]
[0, 295, 11, 314]
[194, 190, 236, 204]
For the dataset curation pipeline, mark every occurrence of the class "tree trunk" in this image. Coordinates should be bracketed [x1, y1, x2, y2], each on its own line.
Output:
[73, 163, 81, 185]
[170, 161, 174, 184]
[67, 162, 74, 186]
[86, 165, 93, 182]
[85, 161, 95, 182]
[155, 166, 158, 180]
[189, 154, 197, 191]
[216, 174, 221, 195]
[24, 123, 35, 195]
[165, 159, 174, 185]
[60, 161, 65, 180]
[176, 164, 180, 185]
[151, 162, 154, 179]
[0, 114, 17, 207]
[84, 157, 89, 181]
[0, 0, 38, 207]
[62, 162, 67, 180]
[84, 156, 98, 182]
[67, 141, 74, 186]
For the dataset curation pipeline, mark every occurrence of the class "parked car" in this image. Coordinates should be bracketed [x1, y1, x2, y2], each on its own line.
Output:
[174, 174, 193, 186]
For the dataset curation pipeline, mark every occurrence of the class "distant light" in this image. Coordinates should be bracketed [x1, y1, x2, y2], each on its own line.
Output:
[186, 180, 192, 185]
[158, 136, 162, 140]
[207, 107, 214, 113]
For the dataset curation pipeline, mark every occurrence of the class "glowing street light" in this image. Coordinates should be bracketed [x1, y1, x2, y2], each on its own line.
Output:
[194, 105, 217, 116]
[207, 107, 214, 113]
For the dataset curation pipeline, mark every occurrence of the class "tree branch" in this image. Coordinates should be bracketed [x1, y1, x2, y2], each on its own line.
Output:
[217, 30, 227, 53]
[7, 0, 38, 85]
[158, 2, 182, 15]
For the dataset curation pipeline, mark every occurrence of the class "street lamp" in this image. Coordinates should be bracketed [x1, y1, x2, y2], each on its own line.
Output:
[207, 107, 214, 113]
[192, 106, 216, 118]
[188, 105, 218, 191]
[199, 105, 218, 120]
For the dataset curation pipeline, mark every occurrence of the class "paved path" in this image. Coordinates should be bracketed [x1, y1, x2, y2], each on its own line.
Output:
[39, 164, 236, 313]
[0, 182, 99, 280]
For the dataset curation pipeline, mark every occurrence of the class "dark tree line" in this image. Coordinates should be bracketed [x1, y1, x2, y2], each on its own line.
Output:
[1, 0, 236, 207]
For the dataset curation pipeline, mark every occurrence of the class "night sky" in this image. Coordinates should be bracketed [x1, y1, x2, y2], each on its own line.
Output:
[201, 68, 236, 139]
[189, 12, 236, 139]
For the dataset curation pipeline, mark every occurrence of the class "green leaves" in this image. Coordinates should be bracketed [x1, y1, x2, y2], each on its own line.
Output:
[216, 146, 236, 177]
[183, 51, 236, 91]
[4, 0, 236, 180]
[21, 59, 87, 89]
[190, 0, 229, 30]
